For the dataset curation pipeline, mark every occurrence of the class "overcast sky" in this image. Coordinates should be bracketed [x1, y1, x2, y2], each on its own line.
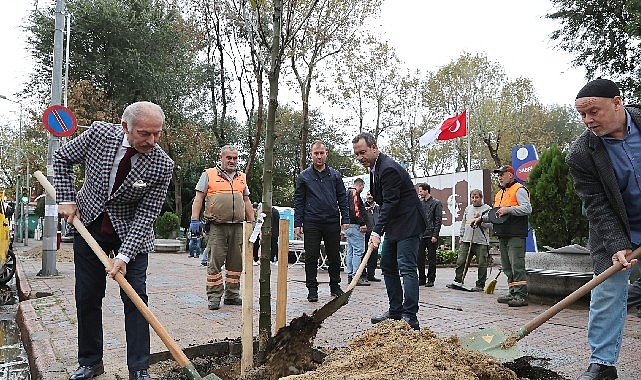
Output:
[0, 0, 588, 128]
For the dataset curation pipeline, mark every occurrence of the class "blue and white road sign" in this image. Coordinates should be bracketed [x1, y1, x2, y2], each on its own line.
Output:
[42, 105, 77, 137]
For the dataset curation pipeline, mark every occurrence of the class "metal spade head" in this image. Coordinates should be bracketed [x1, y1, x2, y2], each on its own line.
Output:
[459, 326, 525, 362]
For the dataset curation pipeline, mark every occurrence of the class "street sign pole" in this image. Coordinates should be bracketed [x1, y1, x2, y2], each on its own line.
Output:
[39, 0, 65, 276]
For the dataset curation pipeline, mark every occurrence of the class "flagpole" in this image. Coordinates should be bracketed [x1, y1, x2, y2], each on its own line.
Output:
[451, 139, 456, 251]
[466, 108, 471, 197]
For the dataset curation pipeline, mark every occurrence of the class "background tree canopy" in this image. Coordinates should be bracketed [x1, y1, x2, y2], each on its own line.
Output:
[5, 0, 591, 237]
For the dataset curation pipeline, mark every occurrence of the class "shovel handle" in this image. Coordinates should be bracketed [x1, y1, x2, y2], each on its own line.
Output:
[517, 245, 641, 340]
[346, 244, 375, 292]
[33, 171, 193, 369]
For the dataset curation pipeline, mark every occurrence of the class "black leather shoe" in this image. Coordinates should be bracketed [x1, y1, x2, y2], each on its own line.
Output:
[330, 287, 345, 297]
[371, 311, 401, 324]
[401, 316, 420, 330]
[307, 289, 318, 302]
[69, 362, 104, 380]
[577, 363, 617, 380]
[130, 369, 153, 380]
[367, 276, 382, 282]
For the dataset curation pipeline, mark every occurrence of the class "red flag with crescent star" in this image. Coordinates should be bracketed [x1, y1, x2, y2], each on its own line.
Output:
[419, 110, 467, 146]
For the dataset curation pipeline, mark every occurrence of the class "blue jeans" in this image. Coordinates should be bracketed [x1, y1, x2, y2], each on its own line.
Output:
[379, 235, 420, 322]
[201, 247, 209, 265]
[588, 269, 630, 366]
[345, 224, 365, 277]
[189, 237, 201, 257]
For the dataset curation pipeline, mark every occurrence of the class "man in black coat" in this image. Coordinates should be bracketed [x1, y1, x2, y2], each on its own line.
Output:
[567, 78, 641, 380]
[352, 132, 427, 330]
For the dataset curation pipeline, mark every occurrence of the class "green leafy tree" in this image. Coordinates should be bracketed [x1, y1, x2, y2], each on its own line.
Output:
[27, 0, 201, 118]
[547, 0, 641, 99]
[528, 145, 588, 248]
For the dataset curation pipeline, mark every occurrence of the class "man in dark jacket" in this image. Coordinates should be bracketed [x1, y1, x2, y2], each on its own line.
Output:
[345, 178, 369, 286]
[294, 140, 350, 302]
[417, 183, 442, 287]
[566, 78, 641, 380]
[353, 132, 427, 330]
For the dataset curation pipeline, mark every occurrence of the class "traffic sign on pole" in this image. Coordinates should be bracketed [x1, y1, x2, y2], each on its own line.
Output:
[42, 105, 77, 137]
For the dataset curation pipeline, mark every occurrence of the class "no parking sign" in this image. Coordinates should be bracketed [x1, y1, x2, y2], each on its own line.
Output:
[42, 105, 77, 137]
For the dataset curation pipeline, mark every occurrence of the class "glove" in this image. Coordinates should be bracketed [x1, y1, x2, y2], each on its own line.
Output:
[189, 220, 202, 235]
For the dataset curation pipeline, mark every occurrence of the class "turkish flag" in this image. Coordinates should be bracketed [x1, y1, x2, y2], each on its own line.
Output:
[419, 110, 467, 146]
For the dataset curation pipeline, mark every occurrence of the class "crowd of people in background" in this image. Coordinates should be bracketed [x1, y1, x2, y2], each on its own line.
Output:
[55, 77, 641, 380]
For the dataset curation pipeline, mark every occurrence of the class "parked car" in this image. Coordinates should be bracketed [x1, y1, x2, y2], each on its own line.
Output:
[0, 193, 16, 284]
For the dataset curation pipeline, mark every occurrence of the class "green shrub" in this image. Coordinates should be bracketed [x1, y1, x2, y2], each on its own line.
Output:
[436, 249, 457, 265]
[155, 212, 180, 239]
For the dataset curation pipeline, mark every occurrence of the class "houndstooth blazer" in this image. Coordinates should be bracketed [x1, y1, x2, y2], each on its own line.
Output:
[53, 121, 174, 260]
[566, 105, 641, 274]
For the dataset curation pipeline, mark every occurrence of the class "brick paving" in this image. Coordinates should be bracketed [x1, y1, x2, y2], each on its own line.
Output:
[13, 242, 641, 380]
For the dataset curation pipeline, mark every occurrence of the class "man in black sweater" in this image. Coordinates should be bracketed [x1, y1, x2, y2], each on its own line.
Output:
[294, 140, 350, 302]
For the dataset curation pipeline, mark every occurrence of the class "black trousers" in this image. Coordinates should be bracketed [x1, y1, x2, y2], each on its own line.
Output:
[303, 222, 342, 290]
[73, 221, 150, 372]
[364, 230, 379, 278]
[417, 237, 438, 283]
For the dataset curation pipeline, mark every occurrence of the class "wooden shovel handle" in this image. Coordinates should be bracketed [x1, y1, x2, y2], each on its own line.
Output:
[519, 245, 641, 339]
[346, 244, 375, 292]
[33, 171, 191, 367]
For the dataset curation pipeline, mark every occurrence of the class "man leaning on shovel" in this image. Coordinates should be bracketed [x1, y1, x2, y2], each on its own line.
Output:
[54, 101, 173, 380]
[566, 78, 641, 380]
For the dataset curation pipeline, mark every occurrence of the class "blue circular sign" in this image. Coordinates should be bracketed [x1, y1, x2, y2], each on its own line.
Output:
[42, 105, 77, 137]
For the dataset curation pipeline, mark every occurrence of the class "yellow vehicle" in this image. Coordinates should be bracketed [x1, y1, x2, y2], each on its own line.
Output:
[0, 192, 16, 284]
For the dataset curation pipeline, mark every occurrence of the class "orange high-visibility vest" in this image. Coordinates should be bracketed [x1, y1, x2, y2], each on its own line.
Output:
[204, 168, 246, 223]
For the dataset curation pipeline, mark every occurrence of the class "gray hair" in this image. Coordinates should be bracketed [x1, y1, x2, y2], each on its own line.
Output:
[121, 101, 165, 132]
[352, 132, 377, 147]
[470, 188, 483, 198]
[220, 145, 239, 156]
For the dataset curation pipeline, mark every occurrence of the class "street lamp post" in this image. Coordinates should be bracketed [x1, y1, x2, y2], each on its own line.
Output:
[0, 94, 28, 246]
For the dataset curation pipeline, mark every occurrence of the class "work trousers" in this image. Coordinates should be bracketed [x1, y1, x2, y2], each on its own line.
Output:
[455, 242, 489, 288]
[206, 223, 243, 301]
[498, 236, 527, 299]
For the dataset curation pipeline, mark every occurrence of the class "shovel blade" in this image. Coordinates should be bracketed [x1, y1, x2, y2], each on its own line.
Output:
[312, 289, 353, 323]
[460, 326, 525, 362]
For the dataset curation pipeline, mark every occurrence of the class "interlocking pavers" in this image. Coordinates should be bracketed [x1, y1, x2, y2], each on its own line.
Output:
[13, 243, 641, 379]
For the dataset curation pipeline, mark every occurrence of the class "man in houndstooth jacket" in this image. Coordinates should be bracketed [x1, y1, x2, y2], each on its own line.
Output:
[54, 101, 173, 380]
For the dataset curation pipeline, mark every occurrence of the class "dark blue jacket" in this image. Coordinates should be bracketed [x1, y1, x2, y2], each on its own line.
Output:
[371, 153, 426, 241]
[294, 166, 349, 226]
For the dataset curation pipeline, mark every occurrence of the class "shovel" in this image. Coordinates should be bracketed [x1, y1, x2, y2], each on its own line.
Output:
[312, 244, 375, 323]
[460, 244, 641, 362]
[33, 171, 221, 380]
[448, 227, 476, 292]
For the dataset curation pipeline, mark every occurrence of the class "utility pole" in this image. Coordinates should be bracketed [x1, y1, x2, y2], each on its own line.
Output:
[39, 0, 65, 276]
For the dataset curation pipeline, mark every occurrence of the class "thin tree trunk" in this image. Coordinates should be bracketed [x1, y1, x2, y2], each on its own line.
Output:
[258, 0, 283, 359]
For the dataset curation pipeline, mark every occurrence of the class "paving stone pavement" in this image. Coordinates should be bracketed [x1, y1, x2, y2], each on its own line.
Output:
[13, 242, 641, 380]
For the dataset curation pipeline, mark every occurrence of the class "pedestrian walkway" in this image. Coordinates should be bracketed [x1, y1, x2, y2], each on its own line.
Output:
[13, 242, 641, 379]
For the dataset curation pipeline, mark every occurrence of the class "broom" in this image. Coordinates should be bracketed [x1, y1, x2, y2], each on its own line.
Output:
[484, 268, 502, 294]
